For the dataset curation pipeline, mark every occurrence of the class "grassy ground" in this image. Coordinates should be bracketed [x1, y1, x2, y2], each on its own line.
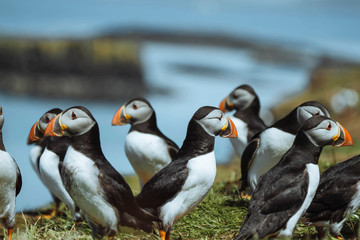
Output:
[6, 65, 360, 239]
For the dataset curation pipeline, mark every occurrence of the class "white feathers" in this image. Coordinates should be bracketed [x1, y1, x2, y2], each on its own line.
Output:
[248, 128, 295, 191]
[125, 131, 172, 187]
[160, 151, 216, 229]
[29, 145, 43, 177]
[62, 146, 118, 231]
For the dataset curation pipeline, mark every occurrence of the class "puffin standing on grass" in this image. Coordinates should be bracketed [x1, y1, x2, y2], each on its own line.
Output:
[241, 101, 330, 192]
[112, 98, 179, 188]
[302, 154, 360, 239]
[234, 116, 353, 240]
[28, 108, 65, 218]
[45, 106, 157, 239]
[219, 84, 267, 158]
[0, 106, 22, 240]
[29, 108, 82, 222]
[136, 106, 237, 240]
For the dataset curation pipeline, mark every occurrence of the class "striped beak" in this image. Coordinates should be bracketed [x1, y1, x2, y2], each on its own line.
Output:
[219, 96, 234, 113]
[220, 116, 238, 138]
[332, 122, 353, 147]
[112, 105, 131, 126]
[44, 114, 65, 137]
[27, 120, 43, 144]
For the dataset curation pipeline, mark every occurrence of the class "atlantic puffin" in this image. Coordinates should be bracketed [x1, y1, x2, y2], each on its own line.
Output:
[31, 109, 82, 222]
[241, 101, 330, 192]
[302, 154, 360, 239]
[219, 84, 267, 158]
[27, 108, 63, 218]
[45, 106, 157, 239]
[0, 106, 22, 240]
[234, 116, 353, 240]
[112, 97, 179, 188]
[136, 106, 237, 240]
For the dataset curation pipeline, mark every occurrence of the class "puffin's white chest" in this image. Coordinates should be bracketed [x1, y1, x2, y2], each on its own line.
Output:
[229, 117, 248, 157]
[29, 145, 42, 176]
[125, 131, 172, 183]
[63, 146, 117, 229]
[279, 163, 320, 237]
[248, 128, 295, 191]
[0, 150, 17, 217]
[160, 151, 217, 228]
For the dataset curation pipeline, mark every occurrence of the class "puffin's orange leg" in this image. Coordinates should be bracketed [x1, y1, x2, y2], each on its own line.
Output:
[160, 230, 167, 240]
[8, 228, 13, 240]
[240, 192, 252, 200]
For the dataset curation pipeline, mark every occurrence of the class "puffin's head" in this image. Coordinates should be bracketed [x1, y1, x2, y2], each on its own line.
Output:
[302, 115, 352, 147]
[27, 108, 62, 144]
[112, 97, 154, 126]
[45, 106, 96, 138]
[219, 84, 258, 112]
[192, 106, 237, 138]
[297, 101, 330, 126]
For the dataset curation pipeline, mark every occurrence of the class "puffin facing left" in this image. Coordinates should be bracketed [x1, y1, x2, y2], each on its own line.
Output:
[45, 106, 157, 239]
[0, 105, 22, 240]
[112, 97, 179, 188]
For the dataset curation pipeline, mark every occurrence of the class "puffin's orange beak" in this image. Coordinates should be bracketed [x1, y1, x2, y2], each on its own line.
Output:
[332, 123, 353, 147]
[44, 115, 64, 137]
[219, 97, 234, 113]
[220, 116, 238, 138]
[27, 120, 42, 144]
[112, 106, 131, 126]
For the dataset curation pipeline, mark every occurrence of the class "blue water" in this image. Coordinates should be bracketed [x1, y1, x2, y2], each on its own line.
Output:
[1, 0, 359, 211]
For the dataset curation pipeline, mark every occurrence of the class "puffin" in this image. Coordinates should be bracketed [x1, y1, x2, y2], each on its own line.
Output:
[27, 108, 63, 218]
[29, 108, 82, 222]
[302, 154, 360, 239]
[234, 116, 353, 240]
[0, 106, 22, 240]
[219, 84, 267, 158]
[45, 106, 157, 239]
[136, 106, 237, 240]
[241, 101, 330, 192]
[112, 97, 179, 188]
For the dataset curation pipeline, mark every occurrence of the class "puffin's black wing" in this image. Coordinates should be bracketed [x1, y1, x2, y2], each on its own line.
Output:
[13, 158, 22, 196]
[96, 157, 157, 232]
[158, 132, 179, 161]
[136, 159, 189, 214]
[305, 156, 360, 220]
[240, 136, 260, 189]
[237, 166, 308, 239]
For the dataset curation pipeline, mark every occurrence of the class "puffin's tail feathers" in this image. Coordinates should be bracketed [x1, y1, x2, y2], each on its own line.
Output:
[122, 208, 159, 233]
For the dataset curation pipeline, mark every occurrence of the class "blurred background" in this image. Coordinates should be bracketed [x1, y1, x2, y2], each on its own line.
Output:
[0, 0, 359, 211]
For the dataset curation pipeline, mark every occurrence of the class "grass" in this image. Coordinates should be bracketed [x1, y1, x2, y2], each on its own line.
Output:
[5, 65, 360, 239]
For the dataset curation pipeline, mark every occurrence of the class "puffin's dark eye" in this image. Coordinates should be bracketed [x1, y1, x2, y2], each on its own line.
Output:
[313, 112, 320, 116]
[132, 104, 138, 110]
[45, 116, 50, 123]
[71, 112, 77, 120]
[326, 123, 332, 130]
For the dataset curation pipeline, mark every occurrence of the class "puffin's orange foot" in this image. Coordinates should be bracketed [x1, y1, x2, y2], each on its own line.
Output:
[160, 230, 166, 240]
[8, 228, 13, 240]
[240, 192, 252, 200]
[36, 208, 57, 220]
[336, 236, 343, 240]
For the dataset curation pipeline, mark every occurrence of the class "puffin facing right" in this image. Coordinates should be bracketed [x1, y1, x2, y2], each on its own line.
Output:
[219, 84, 267, 158]
[136, 106, 237, 240]
[112, 98, 179, 188]
[235, 116, 353, 240]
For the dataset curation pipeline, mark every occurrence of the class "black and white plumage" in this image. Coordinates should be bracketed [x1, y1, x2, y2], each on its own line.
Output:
[0, 106, 22, 240]
[302, 154, 360, 239]
[136, 106, 237, 240]
[112, 98, 179, 188]
[45, 106, 157, 239]
[241, 101, 330, 192]
[235, 116, 353, 240]
[219, 84, 267, 158]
